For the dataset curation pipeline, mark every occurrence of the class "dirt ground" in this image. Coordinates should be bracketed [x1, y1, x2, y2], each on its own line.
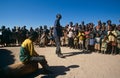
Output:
[0, 46, 120, 78]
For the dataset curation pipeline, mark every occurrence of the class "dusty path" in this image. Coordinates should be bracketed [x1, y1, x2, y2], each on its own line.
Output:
[0, 47, 120, 78]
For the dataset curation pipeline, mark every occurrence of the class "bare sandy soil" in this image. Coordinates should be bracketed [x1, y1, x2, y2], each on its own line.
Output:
[0, 46, 120, 78]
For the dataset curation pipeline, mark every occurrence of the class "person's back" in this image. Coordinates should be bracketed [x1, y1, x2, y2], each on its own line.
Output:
[20, 38, 34, 63]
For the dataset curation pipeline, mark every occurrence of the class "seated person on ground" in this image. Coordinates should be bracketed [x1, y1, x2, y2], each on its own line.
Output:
[19, 31, 52, 73]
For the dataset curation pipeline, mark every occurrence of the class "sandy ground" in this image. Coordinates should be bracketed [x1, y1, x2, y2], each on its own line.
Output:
[0, 46, 120, 78]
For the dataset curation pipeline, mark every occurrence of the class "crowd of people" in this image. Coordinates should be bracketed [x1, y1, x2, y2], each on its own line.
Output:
[60, 20, 120, 55]
[0, 20, 120, 55]
[0, 25, 48, 46]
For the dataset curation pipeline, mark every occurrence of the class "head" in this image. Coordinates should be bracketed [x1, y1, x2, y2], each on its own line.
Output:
[44, 25, 47, 29]
[69, 22, 73, 26]
[102, 22, 106, 26]
[98, 20, 101, 25]
[96, 33, 100, 37]
[112, 24, 116, 30]
[23, 26, 26, 29]
[81, 21, 84, 25]
[107, 20, 112, 25]
[103, 35, 108, 41]
[117, 25, 120, 31]
[40, 26, 42, 29]
[75, 23, 78, 27]
[56, 14, 62, 19]
[29, 31, 39, 42]
[85, 27, 89, 31]
[1, 26, 5, 30]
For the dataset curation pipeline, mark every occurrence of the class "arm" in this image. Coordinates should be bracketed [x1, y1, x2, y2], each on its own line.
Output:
[29, 41, 39, 56]
[33, 50, 39, 56]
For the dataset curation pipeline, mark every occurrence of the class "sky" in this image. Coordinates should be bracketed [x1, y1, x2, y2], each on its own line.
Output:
[0, 0, 120, 30]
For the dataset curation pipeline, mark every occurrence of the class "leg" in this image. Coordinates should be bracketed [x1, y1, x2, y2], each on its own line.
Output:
[96, 44, 99, 53]
[55, 36, 61, 54]
[30, 56, 48, 68]
[118, 43, 120, 54]
[94, 44, 97, 52]
[30, 56, 53, 74]
[81, 41, 84, 50]
[98, 44, 101, 53]
[79, 43, 81, 50]
[86, 39, 90, 51]
[54, 36, 65, 58]
[112, 46, 116, 55]
[68, 38, 70, 47]
[85, 39, 88, 51]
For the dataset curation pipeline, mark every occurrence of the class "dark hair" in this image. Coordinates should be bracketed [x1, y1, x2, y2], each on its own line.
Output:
[70, 22, 73, 25]
[29, 31, 39, 40]
[56, 14, 62, 19]
[107, 20, 111, 24]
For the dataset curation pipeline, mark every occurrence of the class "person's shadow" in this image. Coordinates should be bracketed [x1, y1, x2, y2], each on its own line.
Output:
[0, 49, 15, 68]
[22, 65, 80, 78]
[63, 50, 91, 57]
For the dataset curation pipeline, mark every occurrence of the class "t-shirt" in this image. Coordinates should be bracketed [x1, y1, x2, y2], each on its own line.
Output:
[90, 38, 95, 45]
[116, 30, 120, 39]
[95, 37, 101, 44]
[78, 32, 85, 40]
[68, 31, 73, 38]
[85, 31, 90, 38]
[21, 39, 35, 56]
[19, 38, 36, 62]
[108, 31, 117, 41]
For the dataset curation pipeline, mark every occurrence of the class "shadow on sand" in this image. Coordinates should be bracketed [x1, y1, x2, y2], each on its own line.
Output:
[63, 50, 91, 57]
[0, 49, 15, 68]
[22, 65, 80, 78]
[0, 49, 80, 78]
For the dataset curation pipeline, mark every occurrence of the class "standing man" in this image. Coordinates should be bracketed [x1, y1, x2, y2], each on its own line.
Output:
[53, 14, 65, 58]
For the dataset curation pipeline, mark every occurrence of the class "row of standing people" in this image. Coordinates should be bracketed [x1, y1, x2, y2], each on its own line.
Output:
[0, 20, 120, 55]
[0, 26, 28, 46]
[0, 25, 49, 47]
[60, 20, 120, 55]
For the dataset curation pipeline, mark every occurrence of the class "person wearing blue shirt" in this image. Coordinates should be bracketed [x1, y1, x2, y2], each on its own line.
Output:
[53, 14, 65, 58]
